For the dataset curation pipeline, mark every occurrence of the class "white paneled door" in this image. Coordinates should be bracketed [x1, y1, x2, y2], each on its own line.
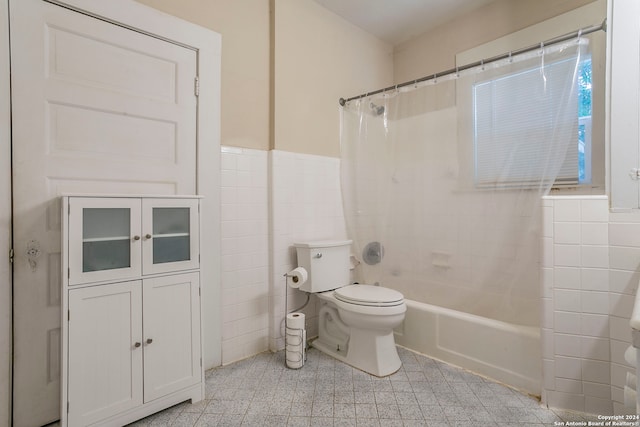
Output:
[10, 0, 198, 425]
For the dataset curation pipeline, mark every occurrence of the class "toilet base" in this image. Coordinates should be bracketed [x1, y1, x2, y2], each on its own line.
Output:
[311, 328, 402, 377]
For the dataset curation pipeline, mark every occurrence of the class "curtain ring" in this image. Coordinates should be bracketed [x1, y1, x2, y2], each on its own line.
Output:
[455, 66, 459, 78]
[480, 59, 484, 71]
[577, 29, 583, 43]
[508, 52, 512, 63]
[433, 74, 437, 84]
[414, 79, 418, 88]
[539, 42, 544, 54]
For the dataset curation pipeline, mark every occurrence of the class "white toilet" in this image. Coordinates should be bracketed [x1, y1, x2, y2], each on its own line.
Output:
[294, 240, 406, 377]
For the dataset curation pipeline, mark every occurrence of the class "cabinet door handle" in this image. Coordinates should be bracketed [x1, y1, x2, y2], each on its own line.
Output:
[146, 338, 153, 345]
[145, 234, 152, 240]
[134, 342, 141, 348]
[133, 235, 141, 241]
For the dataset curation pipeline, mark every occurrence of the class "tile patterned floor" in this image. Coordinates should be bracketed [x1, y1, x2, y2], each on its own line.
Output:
[123, 346, 600, 427]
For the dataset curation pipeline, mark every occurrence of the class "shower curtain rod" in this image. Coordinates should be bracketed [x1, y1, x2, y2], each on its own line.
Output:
[338, 19, 607, 106]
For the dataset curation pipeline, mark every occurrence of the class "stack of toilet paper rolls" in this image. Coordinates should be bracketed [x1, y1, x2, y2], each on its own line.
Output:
[285, 312, 306, 369]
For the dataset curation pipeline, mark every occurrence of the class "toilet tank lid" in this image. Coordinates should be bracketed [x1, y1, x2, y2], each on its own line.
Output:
[293, 240, 352, 248]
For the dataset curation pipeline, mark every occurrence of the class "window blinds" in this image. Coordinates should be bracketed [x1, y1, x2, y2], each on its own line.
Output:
[473, 57, 580, 187]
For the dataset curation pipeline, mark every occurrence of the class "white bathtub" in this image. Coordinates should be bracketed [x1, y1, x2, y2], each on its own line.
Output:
[394, 299, 541, 396]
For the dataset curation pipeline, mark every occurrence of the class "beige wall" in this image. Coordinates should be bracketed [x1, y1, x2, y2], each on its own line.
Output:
[394, 0, 599, 82]
[134, 0, 604, 159]
[136, 0, 271, 151]
[137, 0, 393, 158]
[272, 0, 393, 158]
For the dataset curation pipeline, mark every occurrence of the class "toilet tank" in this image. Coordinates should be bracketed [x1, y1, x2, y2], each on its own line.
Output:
[294, 240, 352, 293]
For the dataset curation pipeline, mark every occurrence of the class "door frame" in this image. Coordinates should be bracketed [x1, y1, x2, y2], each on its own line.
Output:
[0, 0, 11, 424]
[0, 1, 222, 424]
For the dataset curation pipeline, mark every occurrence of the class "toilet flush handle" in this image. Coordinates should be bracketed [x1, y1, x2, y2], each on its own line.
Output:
[314, 253, 323, 259]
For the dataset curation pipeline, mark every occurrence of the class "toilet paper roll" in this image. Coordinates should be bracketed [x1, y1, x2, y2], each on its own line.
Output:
[624, 385, 637, 408]
[302, 328, 307, 363]
[286, 312, 306, 369]
[287, 267, 308, 289]
[285, 325, 305, 369]
[286, 312, 305, 330]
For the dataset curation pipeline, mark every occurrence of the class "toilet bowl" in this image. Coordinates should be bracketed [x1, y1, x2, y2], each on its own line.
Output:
[313, 284, 406, 377]
[293, 240, 406, 377]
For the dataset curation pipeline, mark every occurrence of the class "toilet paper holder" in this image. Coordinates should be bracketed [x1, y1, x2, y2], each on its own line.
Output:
[285, 326, 306, 369]
[285, 312, 306, 369]
[283, 271, 308, 369]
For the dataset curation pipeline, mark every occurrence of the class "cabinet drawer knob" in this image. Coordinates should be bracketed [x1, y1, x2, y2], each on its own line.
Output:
[133, 235, 141, 241]
[134, 342, 141, 348]
[145, 234, 152, 240]
[146, 338, 153, 345]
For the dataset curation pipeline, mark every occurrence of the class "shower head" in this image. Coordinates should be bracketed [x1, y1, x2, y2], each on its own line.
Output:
[369, 102, 385, 116]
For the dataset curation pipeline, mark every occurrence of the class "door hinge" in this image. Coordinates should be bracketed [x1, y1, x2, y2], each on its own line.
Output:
[200, 357, 202, 367]
[68, 310, 70, 321]
[199, 287, 201, 297]
[68, 268, 70, 279]
[67, 401, 69, 413]
[9, 248, 13, 264]
[194, 76, 200, 97]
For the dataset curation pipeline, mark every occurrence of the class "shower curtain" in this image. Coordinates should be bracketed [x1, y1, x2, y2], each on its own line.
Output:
[340, 40, 587, 327]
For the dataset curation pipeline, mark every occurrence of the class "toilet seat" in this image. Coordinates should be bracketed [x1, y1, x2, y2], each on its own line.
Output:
[334, 284, 404, 307]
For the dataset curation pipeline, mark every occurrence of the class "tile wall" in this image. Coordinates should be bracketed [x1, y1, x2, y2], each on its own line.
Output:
[220, 147, 270, 364]
[542, 195, 639, 415]
[609, 210, 640, 414]
[269, 150, 348, 352]
[219, 147, 347, 363]
[219, 148, 640, 417]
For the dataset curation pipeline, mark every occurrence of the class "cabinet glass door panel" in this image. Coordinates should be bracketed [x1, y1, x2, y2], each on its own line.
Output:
[152, 208, 190, 264]
[142, 198, 199, 275]
[68, 198, 142, 285]
[83, 208, 131, 272]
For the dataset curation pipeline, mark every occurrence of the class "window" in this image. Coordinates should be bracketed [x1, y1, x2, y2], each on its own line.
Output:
[473, 55, 592, 188]
[578, 59, 592, 183]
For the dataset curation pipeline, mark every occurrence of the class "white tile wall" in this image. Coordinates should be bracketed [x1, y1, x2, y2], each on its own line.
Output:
[541, 195, 640, 415]
[608, 211, 640, 415]
[219, 147, 348, 360]
[217, 150, 640, 417]
[220, 147, 269, 364]
[269, 150, 348, 351]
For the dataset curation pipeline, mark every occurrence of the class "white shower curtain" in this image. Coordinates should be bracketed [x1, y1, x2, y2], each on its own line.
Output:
[340, 39, 587, 326]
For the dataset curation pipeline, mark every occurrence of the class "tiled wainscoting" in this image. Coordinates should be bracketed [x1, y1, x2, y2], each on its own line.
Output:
[220, 147, 270, 364]
[220, 149, 639, 416]
[269, 150, 348, 352]
[541, 195, 640, 415]
[220, 147, 346, 364]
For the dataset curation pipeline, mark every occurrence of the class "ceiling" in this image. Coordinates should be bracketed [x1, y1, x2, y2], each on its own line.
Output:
[312, 0, 496, 46]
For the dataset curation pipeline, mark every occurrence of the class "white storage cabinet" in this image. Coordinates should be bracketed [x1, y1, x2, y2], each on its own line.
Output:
[60, 195, 203, 427]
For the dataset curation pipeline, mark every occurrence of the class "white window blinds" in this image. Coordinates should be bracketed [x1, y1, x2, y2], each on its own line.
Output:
[473, 57, 580, 187]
